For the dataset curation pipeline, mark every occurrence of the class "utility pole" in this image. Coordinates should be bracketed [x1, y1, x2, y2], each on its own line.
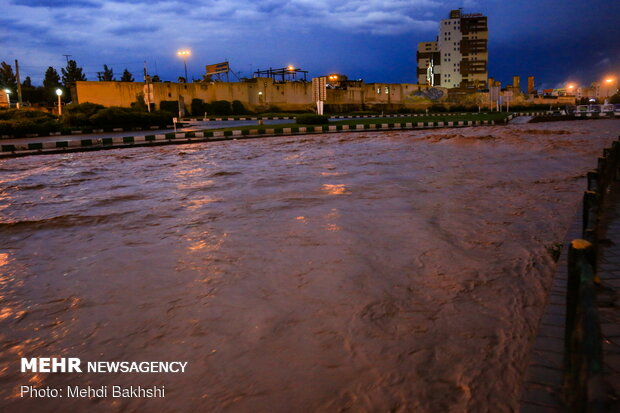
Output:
[63, 54, 72, 63]
[143, 61, 151, 112]
[14, 59, 22, 109]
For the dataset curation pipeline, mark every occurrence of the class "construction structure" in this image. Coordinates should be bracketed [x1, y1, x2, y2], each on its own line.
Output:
[417, 9, 488, 90]
[253, 66, 308, 83]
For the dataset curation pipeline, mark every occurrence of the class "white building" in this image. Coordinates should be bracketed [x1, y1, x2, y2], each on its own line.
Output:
[417, 9, 488, 89]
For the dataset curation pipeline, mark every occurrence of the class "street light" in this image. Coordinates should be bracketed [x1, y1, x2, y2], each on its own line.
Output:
[605, 77, 616, 97]
[177, 50, 191, 82]
[56, 88, 63, 116]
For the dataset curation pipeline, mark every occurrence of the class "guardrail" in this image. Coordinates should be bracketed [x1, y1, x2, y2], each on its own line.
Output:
[0, 116, 514, 158]
[564, 137, 620, 411]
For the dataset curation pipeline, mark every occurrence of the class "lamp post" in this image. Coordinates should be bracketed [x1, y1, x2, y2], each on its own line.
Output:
[605, 78, 615, 98]
[56, 88, 63, 116]
[177, 50, 191, 82]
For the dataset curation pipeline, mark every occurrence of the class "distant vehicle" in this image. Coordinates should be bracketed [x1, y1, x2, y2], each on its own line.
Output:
[575, 105, 589, 116]
[573, 104, 619, 117]
[601, 104, 614, 115]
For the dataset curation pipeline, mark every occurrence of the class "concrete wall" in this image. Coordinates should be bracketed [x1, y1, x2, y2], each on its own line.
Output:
[75, 78, 315, 112]
[75, 79, 500, 114]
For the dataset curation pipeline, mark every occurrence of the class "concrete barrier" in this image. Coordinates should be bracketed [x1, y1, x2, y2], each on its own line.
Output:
[1, 114, 517, 158]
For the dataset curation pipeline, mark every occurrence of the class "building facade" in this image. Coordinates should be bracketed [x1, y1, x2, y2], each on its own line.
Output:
[416, 9, 488, 89]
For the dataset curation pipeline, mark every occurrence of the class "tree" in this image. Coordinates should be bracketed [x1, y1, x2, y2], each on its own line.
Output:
[21, 76, 46, 104]
[43, 67, 61, 89]
[0, 61, 17, 95]
[61, 59, 86, 88]
[120, 68, 134, 82]
[43, 67, 62, 103]
[97, 64, 114, 81]
[610, 92, 620, 104]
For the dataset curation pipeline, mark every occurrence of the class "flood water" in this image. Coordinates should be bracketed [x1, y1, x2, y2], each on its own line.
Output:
[1, 119, 619, 412]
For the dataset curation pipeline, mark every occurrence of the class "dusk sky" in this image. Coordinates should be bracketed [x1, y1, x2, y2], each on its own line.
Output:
[2, 0, 619, 89]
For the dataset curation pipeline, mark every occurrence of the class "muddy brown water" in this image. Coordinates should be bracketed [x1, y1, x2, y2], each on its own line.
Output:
[1, 119, 619, 412]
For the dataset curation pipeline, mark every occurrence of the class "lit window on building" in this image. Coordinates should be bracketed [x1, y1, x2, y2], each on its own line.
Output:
[377, 88, 381, 94]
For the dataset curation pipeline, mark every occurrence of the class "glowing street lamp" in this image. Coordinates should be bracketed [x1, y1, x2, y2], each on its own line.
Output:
[605, 77, 616, 97]
[177, 50, 191, 82]
[56, 88, 63, 116]
[287, 65, 295, 72]
[604, 77, 616, 97]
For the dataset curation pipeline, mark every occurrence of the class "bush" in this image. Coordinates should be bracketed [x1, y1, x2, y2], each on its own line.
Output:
[0, 118, 61, 138]
[61, 112, 90, 127]
[131, 94, 149, 112]
[159, 100, 179, 114]
[65, 102, 105, 117]
[89, 107, 171, 129]
[0, 108, 56, 121]
[0, 109, 60, 138]
[191, 98, 207, 116]
[296, 114, 329, 125]
[210, 100, 232, 115]
[232, 100, 248, 115]
[0, 105, 173, 137]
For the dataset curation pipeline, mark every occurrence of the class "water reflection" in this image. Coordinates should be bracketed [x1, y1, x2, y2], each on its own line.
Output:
[321, 184, 348, 195]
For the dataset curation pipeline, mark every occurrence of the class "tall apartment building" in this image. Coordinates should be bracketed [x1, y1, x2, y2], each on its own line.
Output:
[416, 9, 488, 89]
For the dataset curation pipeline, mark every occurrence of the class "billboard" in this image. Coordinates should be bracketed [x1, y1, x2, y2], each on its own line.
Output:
[205, 62, 229, 75]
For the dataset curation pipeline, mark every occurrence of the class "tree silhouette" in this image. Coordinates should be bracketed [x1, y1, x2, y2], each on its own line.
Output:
[97, 64, 114, 81]
[61, 59, 86, 88]
[120, 68, 134, 82]
[43, 67, 61, 89]
[43, 67, 63, 103]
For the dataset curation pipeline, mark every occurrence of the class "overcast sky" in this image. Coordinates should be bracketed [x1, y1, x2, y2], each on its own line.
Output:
[2, 0, 619, 89]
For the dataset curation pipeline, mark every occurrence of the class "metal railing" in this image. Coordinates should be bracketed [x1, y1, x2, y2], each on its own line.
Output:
[564, 137, 620, 411]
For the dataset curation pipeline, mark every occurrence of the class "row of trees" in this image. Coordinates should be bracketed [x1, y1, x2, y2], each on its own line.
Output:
[0, 60, 136, 105]
[96, 64, 134, 82]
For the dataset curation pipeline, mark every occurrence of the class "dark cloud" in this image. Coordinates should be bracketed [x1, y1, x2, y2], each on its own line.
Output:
[2, 0, 619, 86]
[106, 24, 160, 36]
[11, 0, 101, 8]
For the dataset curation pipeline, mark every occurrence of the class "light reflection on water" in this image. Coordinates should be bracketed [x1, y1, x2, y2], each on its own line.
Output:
[0, 121, 619, 412]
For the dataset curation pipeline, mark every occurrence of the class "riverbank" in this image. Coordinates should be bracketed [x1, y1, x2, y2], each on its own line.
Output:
[0, 112, 520, 158]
